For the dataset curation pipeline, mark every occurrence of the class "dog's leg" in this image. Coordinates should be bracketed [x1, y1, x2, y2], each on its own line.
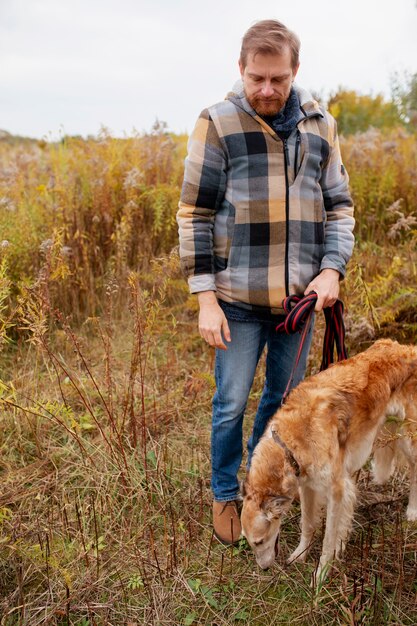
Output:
[402, 403, 417, 521]
[398, 434, 417, 521]
[406, 457, 417, 521]
[288, 484, 325, 564]
[372, 443, 396, 484]
[372, 420, 397, 484]
[314, 474, 356, 581]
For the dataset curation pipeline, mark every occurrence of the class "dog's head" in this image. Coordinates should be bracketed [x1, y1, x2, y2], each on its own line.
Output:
[240, 484, 294, 569]
[240, 442, 299, 569]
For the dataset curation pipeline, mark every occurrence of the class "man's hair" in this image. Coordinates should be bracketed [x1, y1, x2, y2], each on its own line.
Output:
[240, 20, 300, 70]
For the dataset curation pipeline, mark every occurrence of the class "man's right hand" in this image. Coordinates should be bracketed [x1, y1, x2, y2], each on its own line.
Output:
[197, 291, 231, 350]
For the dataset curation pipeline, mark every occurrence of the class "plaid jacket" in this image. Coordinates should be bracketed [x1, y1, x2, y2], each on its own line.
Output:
[177, 83, 355, 313]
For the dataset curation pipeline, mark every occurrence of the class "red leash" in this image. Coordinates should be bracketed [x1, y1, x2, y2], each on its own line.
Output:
[276, 292, 348, 405]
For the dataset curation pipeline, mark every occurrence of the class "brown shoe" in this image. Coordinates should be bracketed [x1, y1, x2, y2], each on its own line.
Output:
[213, 500, 242, 545]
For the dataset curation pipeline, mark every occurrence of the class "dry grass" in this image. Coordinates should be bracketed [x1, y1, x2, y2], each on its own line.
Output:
[1, 243, 417, 625]
[0, 127, 187, 320]
[1, 128, 417, 624]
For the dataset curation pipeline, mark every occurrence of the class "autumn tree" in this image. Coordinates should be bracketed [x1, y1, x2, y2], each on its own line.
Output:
[327, 89, 401, 135]
[391, 71, 417, 131]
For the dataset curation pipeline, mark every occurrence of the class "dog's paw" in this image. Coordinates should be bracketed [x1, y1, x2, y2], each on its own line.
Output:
[311, 556, 332, 587]
[287, 546, 307, 564]
[406, 507, 417, 522]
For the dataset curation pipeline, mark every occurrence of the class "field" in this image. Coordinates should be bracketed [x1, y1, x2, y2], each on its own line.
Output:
[0, 124, 417, 625]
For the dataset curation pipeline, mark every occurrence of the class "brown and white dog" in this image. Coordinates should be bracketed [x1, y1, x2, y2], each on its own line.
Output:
[241, 339, 417, 579]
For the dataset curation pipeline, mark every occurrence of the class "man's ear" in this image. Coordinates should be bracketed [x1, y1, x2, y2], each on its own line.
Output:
[292, 63, 300, 80]
[238, 59, 244, 77]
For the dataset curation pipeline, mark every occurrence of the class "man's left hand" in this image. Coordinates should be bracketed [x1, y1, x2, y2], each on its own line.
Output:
[304, 269, 340, 311]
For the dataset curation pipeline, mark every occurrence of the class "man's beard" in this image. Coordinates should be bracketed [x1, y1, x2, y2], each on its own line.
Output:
[246, 92, 288, 117]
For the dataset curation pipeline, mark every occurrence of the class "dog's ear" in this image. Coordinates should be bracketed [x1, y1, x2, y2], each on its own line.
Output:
[410, 359, 417, 374]
[239, 479, 246, 500]
[261, 495, 291, 519]
[399, 358, 417, 388]
[282, 469, 300, 497]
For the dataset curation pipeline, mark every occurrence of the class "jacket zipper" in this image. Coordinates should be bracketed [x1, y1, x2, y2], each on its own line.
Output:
[294, 131, 301, 179]
[274, 110, 322, 299]
[283, 138, 290, 297]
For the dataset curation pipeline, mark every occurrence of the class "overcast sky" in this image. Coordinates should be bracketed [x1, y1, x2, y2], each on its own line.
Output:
[1, 0, 416, 139]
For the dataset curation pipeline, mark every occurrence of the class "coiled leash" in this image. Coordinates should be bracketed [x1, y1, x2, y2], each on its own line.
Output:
[276, 291, 347, 406]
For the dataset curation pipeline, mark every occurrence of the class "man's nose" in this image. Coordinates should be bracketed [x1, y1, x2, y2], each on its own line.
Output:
[261, 82, 274, 98]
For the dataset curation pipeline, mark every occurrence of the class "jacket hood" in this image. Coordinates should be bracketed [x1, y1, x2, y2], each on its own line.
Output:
[226, 80, 323, 119]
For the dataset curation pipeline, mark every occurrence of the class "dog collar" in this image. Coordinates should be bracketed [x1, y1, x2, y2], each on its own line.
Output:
[271, 429, 301, 477]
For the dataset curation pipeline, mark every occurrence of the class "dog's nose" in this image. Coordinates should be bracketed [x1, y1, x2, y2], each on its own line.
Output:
[256, 558, 272, 570]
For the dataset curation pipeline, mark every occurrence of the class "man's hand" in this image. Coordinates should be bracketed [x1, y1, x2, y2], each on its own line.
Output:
[197, 291, 231, 350]
[304, 269, 340, 311]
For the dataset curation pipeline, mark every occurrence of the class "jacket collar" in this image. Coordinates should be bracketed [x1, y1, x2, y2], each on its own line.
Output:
[226, 80, 324, 123]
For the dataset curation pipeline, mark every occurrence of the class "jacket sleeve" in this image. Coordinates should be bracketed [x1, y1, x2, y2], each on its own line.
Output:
[319, 113, 355, 277]
[176, 108, 227, 293]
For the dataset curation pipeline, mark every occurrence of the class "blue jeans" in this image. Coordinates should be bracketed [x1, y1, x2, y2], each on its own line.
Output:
[211, 317, 313, 501]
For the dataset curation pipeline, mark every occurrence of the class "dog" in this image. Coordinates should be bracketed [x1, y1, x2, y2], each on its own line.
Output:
[240, 339, 417, 579]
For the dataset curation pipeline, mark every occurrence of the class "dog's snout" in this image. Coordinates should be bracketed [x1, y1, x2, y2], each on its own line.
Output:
[255, 546, 277, 570]
[256, 556, 274, 570]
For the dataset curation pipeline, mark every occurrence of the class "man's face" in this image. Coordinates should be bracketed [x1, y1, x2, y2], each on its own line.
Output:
[239, 47, 299, 117]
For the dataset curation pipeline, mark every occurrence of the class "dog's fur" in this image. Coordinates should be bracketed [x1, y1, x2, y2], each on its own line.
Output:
[240, 339, 417, 578]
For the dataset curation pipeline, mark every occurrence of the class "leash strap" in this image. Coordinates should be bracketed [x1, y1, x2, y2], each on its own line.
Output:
[321, 300, 347, 370]
[276, 292, 348, 405]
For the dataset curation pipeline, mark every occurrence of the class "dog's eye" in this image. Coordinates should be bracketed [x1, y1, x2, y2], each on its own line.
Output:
[254, 539, 264, 546]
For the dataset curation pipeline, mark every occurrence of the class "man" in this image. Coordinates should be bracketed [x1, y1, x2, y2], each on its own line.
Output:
[177, 20, 354, 545]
